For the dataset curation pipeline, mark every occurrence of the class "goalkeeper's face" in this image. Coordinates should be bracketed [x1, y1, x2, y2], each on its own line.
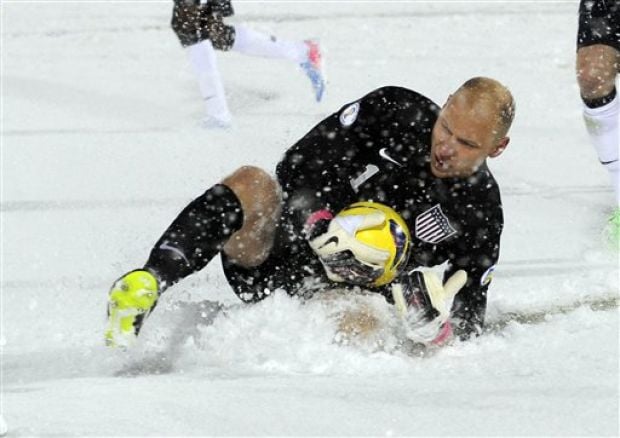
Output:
[430, 90, 509, 178]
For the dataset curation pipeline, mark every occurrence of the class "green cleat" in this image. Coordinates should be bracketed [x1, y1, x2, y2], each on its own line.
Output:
[606, 208, 620, 251]
[105, 270, 159, 348]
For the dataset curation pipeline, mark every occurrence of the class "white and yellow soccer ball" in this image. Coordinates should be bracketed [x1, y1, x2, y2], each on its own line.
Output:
[310, 201, 411, 287]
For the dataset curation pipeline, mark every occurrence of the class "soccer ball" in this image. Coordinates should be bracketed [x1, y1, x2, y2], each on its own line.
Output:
[335, 201, 411, 286]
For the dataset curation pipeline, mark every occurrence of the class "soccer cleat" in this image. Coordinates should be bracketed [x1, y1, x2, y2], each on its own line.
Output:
[606, 208, 620, 250]
[300, 40, 325, 102]
[105, 270, 160, 348]
[201, 115, 232, 130]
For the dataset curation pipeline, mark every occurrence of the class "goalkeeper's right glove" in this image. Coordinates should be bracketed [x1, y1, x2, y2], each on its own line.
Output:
[391, 269, 467, 346]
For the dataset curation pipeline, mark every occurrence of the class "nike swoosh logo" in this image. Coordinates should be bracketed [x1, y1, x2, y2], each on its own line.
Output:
[601, 159, 619, 165]
[319, 236, 339, 249]
[159, 242, 190, 265]
[379, 148, 403, 167]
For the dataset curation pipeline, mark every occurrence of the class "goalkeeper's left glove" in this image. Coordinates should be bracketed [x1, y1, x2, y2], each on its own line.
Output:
[306, 209, 390, 286]
[391, 269, 467, 345]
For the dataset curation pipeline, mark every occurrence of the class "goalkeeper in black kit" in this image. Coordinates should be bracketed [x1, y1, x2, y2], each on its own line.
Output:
[105, 77, 515, 349]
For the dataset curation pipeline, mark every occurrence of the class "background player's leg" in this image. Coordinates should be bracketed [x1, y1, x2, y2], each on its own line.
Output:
[187, 40, 232, 127]
[231, 25, 325, 102]
[231, 25, 307, 62]
[577, 44, 620, 207]
[171, 2, 233, 126]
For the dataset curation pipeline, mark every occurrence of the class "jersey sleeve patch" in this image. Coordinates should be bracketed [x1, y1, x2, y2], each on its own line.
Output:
[339, 102, 360, 127]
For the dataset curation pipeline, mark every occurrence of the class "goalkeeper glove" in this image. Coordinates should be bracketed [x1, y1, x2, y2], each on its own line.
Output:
[306, 209, 390, 286]
[391, 269, 467, 345]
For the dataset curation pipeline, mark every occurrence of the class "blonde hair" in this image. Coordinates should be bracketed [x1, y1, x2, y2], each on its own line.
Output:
[458, 77, 516, 140]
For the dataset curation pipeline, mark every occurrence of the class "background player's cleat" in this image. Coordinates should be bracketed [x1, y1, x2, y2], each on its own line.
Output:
[105, 270, 159, 348]
[300, 40, 325, 102]
[201, 115, 232, 130]
[606, 208, 620, 250]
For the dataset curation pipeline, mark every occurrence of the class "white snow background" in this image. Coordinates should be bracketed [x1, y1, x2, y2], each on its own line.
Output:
[1, 1, 619, 436]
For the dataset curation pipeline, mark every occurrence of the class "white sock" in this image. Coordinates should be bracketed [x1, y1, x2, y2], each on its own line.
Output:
[187, 40, 231, 122]
[583, 94, 620, 207]
[231, 25, 307, 63]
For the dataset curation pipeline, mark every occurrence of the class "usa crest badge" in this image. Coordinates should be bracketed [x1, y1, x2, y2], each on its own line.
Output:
[415, 204, 456, 244]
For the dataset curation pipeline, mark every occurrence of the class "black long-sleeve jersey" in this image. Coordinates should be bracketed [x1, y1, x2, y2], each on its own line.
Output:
[274, 86, 503, 336]
[221, 86, 503, 337]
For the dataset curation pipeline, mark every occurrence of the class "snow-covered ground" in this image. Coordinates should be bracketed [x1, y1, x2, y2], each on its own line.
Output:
[2, 1, 619, 436]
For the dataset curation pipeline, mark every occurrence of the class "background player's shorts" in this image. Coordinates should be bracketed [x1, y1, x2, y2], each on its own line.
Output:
[171, 1, 235, 49]
[577, 0, 620, 51]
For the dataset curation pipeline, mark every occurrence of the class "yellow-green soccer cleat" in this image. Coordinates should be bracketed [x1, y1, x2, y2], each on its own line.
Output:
[105, 270, 159, 348]
[607, 208, 620, 251]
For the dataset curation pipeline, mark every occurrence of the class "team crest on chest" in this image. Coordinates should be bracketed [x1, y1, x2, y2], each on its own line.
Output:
[340, 102, 360, 127]
[415, 204, 456, 244]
